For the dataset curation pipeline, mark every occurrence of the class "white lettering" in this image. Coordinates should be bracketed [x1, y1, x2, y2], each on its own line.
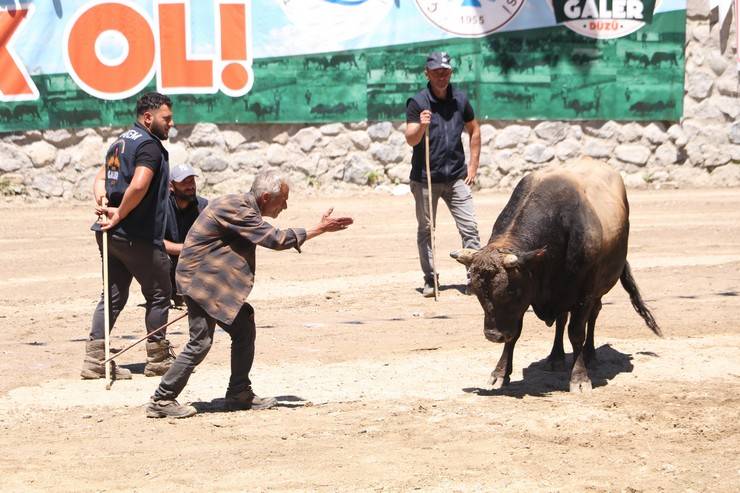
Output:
[120, 129, 142, 140]
[564, 0, 582, 18]
[627, 0, 644, 19]
[581, 0, 599, 19]
[598, 0, 612, 18]
[612, 0, 627, 18]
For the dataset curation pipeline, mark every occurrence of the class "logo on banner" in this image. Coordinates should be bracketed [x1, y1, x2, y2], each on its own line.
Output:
[414, 0, 526, 37]
[550, 0, 661, 39]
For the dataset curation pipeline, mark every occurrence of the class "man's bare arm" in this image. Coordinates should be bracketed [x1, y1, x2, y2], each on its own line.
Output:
[93, 165, 106, 205]
[464, 119, 481, 186]
[164, 239, 182, 256]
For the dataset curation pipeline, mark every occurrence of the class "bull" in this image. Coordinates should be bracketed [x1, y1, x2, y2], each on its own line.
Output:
[452, 159, 661, 392]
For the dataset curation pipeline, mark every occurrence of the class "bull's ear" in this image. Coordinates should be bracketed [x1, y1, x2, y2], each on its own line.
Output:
[450, 248, 478, 267]
[518, 247, 547, 267]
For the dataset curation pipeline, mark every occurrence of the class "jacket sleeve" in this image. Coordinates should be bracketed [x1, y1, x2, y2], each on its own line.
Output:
[215, 202, 307, 252]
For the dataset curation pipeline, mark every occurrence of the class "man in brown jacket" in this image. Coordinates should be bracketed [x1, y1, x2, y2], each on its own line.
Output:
[147, 169, 353, 418]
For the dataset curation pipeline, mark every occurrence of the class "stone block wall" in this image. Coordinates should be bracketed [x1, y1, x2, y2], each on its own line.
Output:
[0, 0, 738, 199]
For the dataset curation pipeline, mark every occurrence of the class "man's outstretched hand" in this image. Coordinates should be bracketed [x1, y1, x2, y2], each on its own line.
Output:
[307, 208, 353, 239]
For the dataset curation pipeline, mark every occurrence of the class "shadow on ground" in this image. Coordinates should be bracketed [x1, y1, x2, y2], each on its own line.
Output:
[463, 344, 636, 398]
[192, 395, 309, 414]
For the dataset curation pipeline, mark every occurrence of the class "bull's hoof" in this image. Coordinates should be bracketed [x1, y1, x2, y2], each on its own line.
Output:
[488, 373, 509, 389]
[569, 379, 593, 393]
[544, 356, 566, 372]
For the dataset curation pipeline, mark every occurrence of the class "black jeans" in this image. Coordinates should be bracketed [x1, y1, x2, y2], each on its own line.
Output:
[90, 233, 171, 341]
[153, 297, 256, 401]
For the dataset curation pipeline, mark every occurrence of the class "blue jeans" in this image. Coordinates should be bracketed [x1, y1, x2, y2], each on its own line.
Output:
[410, 179, 481, 282]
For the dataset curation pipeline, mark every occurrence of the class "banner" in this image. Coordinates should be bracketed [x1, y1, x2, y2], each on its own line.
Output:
[0, 0, 686, 132]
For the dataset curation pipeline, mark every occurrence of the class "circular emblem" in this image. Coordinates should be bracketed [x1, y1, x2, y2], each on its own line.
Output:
[414, 0, 527, 38]
[548, 0, 663, 39]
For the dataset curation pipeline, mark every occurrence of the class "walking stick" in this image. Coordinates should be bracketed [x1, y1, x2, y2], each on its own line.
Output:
[102, 311, 189, 366]
[424, 127, 439, 301]
[102, 228, 113, 389]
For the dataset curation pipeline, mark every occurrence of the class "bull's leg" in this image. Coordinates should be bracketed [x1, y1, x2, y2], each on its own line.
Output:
[583, 299, 602, 368]
[489, 323, 522, 389]
[545, 313, 568, 371]
[567, 302, 594, 392]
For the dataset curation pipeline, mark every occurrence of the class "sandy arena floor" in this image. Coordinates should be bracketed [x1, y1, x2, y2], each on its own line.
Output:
[0, 188, 739, 492]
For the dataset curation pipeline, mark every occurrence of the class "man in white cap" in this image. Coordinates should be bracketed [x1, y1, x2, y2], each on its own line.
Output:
[164, 163, 208, 308]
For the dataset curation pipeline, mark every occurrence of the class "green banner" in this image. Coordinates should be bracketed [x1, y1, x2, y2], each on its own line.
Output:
[0, 6, 685, 132]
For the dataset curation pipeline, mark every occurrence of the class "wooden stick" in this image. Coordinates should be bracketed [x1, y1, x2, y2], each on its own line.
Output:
[102, 229, 112, 389]
[424, 127, 439, 301]
[102, 311, 189, 365]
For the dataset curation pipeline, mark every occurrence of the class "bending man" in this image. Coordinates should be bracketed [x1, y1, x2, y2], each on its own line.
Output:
[147, 169, 353, 418]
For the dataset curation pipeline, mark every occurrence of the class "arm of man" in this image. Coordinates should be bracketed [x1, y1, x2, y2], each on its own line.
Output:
[306, 208, 353, 240]
[163, 239, 182, 256]
[464, 118, 481, 186]
[404, 99, 431, 147]
[218, 204, 352, 250]
[92, 165, 106, 206]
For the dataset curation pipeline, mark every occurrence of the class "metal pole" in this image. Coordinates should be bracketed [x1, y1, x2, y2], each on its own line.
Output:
[102, 311, 188, 365]
[424, 127, 439, 301]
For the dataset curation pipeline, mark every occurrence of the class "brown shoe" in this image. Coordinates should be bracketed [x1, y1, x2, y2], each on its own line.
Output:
[146, 398, 196, 419]
[144, 339, 176, 377]
[80, 340, 132, 380]
[224, 389, 277, 410]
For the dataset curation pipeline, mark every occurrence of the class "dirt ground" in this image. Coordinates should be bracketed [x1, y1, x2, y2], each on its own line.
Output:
[1, 187, 739, 492]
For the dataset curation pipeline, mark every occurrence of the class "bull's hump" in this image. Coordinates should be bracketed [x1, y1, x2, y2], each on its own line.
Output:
[531, 159, 628, 242]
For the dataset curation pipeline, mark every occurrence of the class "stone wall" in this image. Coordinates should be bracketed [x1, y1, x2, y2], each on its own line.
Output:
[1, 0, 738, 199]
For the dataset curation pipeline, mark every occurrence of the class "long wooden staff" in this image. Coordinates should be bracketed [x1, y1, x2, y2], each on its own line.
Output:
[424, 127, 439, 301]
[102, 228, 113, 389]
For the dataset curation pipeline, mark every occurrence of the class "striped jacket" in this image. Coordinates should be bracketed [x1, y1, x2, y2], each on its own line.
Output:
[176, 192, 306, 324]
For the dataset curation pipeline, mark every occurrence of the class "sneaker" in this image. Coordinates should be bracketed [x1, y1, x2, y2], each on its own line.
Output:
[146, 398, 197, 418]
[224, 389, 277, 410]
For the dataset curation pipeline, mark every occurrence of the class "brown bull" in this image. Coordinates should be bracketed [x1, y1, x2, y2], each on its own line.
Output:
[452, 159, 661, 392]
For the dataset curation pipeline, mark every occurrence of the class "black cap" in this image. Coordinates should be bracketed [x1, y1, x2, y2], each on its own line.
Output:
[426, 51, 452, 70]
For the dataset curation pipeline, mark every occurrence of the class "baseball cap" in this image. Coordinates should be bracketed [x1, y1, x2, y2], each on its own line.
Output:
[170, 163, 198, 182]
[426, 51, 452, 70]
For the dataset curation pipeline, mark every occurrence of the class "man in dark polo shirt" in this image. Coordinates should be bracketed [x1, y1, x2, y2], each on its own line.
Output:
[405, 51, 482, 297]
[163, 163, 208, 308]
[82, 92, 176, 380]
[146, 169, 353, 418]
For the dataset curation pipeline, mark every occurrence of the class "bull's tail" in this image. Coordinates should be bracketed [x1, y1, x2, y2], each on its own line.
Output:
[620, 261, 662, 337]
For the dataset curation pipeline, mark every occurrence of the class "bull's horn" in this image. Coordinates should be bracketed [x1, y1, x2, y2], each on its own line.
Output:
[502, 254, 519, 268]
[450, 248, 477, 266]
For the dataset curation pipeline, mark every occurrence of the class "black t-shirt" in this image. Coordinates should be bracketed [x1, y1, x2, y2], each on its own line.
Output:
[136, 141, 162, 173]
[406, 97, 475, 126]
